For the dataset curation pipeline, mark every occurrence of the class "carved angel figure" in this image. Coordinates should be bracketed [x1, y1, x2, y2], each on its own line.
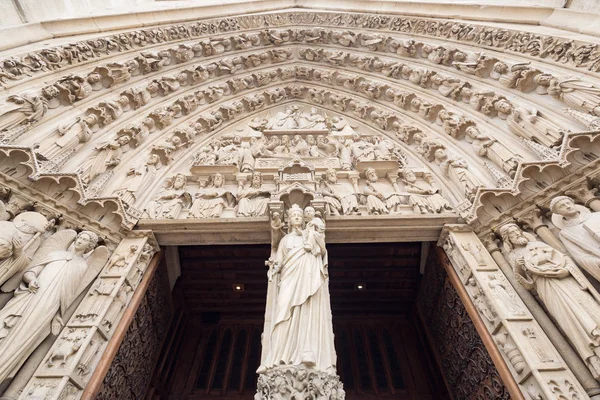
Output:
[0, 93, 48, 134]
[500, 223, 600, 380]
[0, 230, 109, 384]
[188, 173, 234, 219]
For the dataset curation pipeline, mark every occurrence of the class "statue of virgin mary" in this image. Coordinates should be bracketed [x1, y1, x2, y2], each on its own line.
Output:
[257, 204, 337, 375]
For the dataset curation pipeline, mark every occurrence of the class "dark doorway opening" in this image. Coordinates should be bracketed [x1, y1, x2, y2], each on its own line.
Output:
[148, 243, 449, 399]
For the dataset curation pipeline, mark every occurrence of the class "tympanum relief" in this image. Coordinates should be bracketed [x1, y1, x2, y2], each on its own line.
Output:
[140, 106, 455, 220]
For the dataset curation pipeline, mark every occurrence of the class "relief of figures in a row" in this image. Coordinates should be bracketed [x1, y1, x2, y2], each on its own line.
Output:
[141, 165, 453, 220]
[87, 84, 508, 211]
[2, 20, 599, 134]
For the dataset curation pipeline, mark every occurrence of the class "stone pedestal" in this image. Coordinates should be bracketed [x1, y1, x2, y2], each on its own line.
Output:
[256, 366, 345, 400]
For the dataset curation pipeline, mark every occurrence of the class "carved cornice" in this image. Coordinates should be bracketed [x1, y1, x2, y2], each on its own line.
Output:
[0, 146, 136, 231]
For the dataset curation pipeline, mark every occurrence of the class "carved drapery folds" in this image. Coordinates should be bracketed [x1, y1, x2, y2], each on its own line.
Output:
[0, 180, 157, 400]
[440, 227, 588, 399]
[138, 106, 456, 220]
[2, 5, 600, 400]
[1, 8, 599, 223]
[257, 203, 344, 399]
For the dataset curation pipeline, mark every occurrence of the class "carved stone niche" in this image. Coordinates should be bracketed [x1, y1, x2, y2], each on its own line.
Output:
[255, 365, 345, 400]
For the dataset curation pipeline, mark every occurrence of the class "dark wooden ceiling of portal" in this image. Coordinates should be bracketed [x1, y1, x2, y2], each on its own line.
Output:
[176, 242, 423, 320]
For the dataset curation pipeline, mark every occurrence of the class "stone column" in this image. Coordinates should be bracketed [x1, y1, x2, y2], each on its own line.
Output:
[516, 207, 567, 253]
[441, 225, 590, 399]
[565, 182, 600, 212]
[482, 233, 600, 398]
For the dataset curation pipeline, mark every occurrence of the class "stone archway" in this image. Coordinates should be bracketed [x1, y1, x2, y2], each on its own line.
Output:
[1, 2, 600, 398]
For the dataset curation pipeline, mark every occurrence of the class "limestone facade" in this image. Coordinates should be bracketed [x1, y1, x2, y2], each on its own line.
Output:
[2, 0, 600, 398]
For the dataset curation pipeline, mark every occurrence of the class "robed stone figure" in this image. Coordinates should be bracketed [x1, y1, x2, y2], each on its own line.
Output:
[551, 195, 600, 282]
[0, 230, 109, 384]
[257, 204, 337, 375]
[500, 223, 600, 379]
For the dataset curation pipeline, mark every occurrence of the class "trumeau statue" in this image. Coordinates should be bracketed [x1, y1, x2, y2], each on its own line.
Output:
[499, 223, 600, 379]
[550, 196, 600, 282]
[258, 204, 336, 374]
[0, 230, 109, 384]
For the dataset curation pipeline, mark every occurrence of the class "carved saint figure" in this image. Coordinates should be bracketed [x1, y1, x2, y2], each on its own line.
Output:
[38, 114, 98, 161]
[321, 169, 359, 216]
[535, 74, 600, 117]
[143, 174, 191, 219]
[363, 168, 404, 215]
[400, 169, 453, 214]
[257, 205, 336, 374]
[550, 196, 600, 282]
[188, 173, 234, 219]
[79, 135, 131, 184]
[500, 223, 600, 379]
[115, 153, 162, 208]
[507, 107, 562, 148]
[0, 230, 109, 384]
[236, 172, 270, 217]
[434, 149, 481, 202]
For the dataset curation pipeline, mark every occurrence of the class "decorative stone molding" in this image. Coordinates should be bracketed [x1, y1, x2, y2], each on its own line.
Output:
[15, 234, 158, 400]
[255, 366, 345, 400]
[439, 225, 589, 398]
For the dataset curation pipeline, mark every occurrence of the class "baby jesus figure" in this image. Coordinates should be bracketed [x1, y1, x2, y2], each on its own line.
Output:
[303, 206, 326, 257]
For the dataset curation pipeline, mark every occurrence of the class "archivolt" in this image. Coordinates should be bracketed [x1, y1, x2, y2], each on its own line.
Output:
[1, 9, 599, 230]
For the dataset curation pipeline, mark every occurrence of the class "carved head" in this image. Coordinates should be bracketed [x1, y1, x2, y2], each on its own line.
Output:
[365, 168, 378, 183]
[498, 223, 529, 249]
[0, 237, 13, 259]
[304, 206, 315, 222]
[287, 204, 304, 228]
[493, 62, 509, 74]
[326, 168, 337, 183]
[534, 74, 553, 87]
[306, 135, 315, 145]
[117, 135, 131, 146]
[402, 169, 416, 182]
[434, 148, 448, 161]
[251, 172, 262, 188]
[75, 231, 99, 253]
[281, 135, 290, 146]
[550, 196, 578, 218]
[316, 135, 327, 146]
[173, 174, 187, 190]
[213, 173, 224, 188]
